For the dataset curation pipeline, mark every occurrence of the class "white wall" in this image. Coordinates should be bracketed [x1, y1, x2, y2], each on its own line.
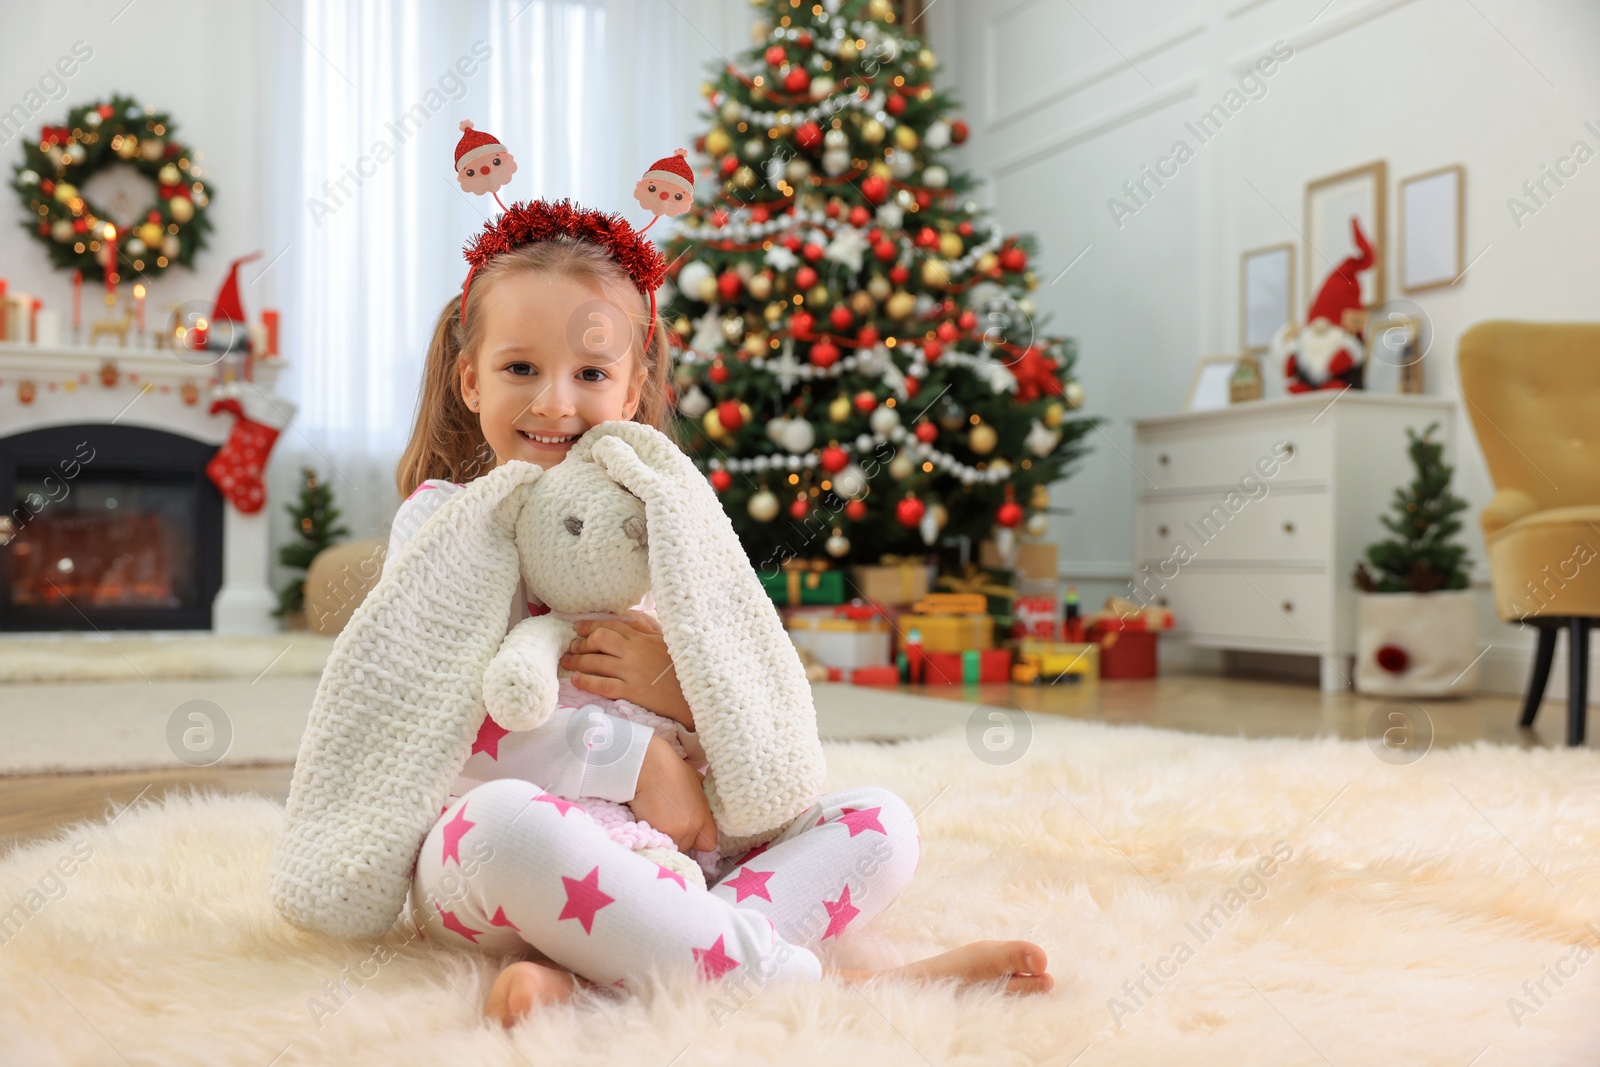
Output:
[927, 0, 1600, 696]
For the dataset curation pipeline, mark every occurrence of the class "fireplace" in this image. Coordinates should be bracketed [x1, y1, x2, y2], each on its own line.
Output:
[0, 424, 225, 631]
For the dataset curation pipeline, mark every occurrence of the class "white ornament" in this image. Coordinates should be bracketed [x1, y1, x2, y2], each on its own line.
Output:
[690, 308, 726, 353]
[765, 244, 800, 272]
[1025, 418, 1060, 458]
[869, 406, 900, 435]
[889, 150, 915, 179]
[1025, 514, 1050, 538]
[919, 508, 940, 546]
[826, 531, 851, 557]
[876, 202, 904, 230]
[824, 227, 868, 272]
[767, 414, 790, 443]
[679, 261, 714, 301]
[925, 120, 951, 150]
[833, 463, 867, 499]
[748, 489, 780, 521]
[824, 128, 848, 148]
[678, 384, 712, 419]
[923, 165, 948, 189]
[822, 149, 851, 177]
[781, 417, 816, 454]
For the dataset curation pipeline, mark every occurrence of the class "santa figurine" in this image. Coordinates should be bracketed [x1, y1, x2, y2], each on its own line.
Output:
[633, 148, 695, 232]
[1273, 217, 1375, 393]
[454, 120, 517, 208]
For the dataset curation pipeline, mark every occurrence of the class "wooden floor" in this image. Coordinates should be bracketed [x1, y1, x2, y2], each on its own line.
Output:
[0, 670, 1563, 858]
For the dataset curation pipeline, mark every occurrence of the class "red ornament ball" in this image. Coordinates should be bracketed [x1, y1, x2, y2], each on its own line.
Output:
[796, 121, 823, 151]
[716, 400, 744, 432]
[846, 499, 868, 521]
[709, 469, 733, 493]
[791, 311, 816, 338]
[784, 67, 811, 94]
[802, 241, 825, 262]
[873, 239, 897, 262]
[904, 375, 920, 398]
[1375, 644, 1410, 674]
[708, 360, 730, 384]
[809, 339, 840, 367]
[825, 199, 842, 218]
[997, 502, 1024, 528]
[916, 227, 938, 248]
[856, 325, 879, 348]
[957, 310, 978, 331]
[886, 94, 906, 116]
[957, 221, 973, 237]
[717, 271, 742, 301]
[895, 497, 926, 527]
[820, 445, 849, 473]
[782, 233, 803, 252]
[829, 305, 854, 331]
[849, 205, 870, 227]
[1000, 246, 1028, 272]
[751, 205, 770, 223]
[789, 496, 810, 520]
[922, 339, 943, 360]
[765, 44, 787, 67]
[936, 320, 959, 343]
[915, 190, 932, 209]
[889, 264, 910, 285]
[951, 119, 970, 144]
[720, 155, 739, 177]
[795, 265, 818, 289]
[853, 390, 878, 414]
[915, 421, 938, 444]
[860, 175, 890, 204]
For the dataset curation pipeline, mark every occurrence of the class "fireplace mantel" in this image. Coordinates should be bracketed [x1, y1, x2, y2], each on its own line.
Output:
[0, 341, 294, 635]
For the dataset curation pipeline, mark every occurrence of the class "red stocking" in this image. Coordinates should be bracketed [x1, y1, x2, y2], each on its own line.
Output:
[207, 395, 284, 513]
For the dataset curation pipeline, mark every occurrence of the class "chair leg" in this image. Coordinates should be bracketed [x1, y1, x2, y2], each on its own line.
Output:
[1568, 617, 1591, 747]
[1521, 623, 1559, 727]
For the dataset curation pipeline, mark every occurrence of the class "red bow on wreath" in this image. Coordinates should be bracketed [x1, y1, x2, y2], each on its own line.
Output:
[39, 125, 71, 146]
[1010, 346, 1065, 403]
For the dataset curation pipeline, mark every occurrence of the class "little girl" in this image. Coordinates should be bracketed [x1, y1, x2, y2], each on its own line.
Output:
[392, 227, 1052, 1027]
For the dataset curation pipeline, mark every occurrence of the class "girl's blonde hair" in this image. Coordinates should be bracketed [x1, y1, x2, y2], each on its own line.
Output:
[396, 239, 674, 498]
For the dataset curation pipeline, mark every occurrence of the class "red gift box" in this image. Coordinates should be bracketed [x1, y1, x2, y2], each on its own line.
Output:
[1089, 622, 1158, 679]
[921, 648, 1013, 685]
[1012, 595, 1059, 641]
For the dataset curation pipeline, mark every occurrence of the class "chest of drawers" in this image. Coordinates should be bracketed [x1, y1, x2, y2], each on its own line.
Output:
[1131, 392, 1457, 691]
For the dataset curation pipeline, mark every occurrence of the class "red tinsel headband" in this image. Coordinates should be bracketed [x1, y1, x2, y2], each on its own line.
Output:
[453, 121, 694, 359]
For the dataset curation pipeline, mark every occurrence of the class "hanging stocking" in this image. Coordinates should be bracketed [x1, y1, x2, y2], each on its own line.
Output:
[206, 392, 294, 513]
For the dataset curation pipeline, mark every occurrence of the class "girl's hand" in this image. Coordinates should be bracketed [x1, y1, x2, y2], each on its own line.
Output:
[628, 732, 717, 852]
[560, 614, 696, 732]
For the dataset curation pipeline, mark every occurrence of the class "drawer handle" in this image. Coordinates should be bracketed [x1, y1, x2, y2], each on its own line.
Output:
[1282, 521, 1295, 534]
[1281, 600, 1294, 613]
[1282, 441, 1295, 456]
[1158, 453, 1170, 465]
[1156, 597, 1169, 607]
[1157, 524, 1169, 537]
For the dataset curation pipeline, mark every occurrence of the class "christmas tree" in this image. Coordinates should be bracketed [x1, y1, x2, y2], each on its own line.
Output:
[1353, 422, 1472, 594]
[660, 0, 1100, 571]
[275, 467, 349, 618]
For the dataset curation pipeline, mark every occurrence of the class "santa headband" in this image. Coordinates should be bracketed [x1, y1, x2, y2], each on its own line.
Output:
[453, 120, 694, 358]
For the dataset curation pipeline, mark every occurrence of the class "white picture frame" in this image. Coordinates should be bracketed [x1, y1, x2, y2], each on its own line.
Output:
[1400, 164, 1464, 293]
[1241, 243, 1295, 355]
[1304, 160, 1387, 311]
[1185, 356, 1241, 412]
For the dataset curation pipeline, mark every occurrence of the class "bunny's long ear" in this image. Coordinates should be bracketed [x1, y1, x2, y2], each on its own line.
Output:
[575, 422, 827, 845]
[268, 459, 544, 941]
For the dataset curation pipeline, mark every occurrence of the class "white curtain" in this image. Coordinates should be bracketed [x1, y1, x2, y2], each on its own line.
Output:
[261, 0, 700, 585]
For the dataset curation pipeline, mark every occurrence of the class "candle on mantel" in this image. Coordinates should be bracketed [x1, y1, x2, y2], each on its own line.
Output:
[133, 283, 146, 338]
[0, 277, 7, 342]
[104, 225, 118, 291]
[29, 298, 39, 345]
[71, 269, 82, 335]
[262, 309, 280, 358]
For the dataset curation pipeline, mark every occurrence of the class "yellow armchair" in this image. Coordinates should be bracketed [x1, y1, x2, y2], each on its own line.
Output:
[1458, 321, 1600, 745]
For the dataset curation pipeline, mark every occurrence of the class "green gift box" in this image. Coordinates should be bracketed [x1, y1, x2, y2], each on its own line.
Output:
[760, 561, 846, 605]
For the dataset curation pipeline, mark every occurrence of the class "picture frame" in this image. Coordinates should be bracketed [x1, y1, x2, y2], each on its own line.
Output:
[1185, 356, 1243, 412]
[1240, 242, 1295, 355]
[1304, 160, 1386, 311]
[1399, 164, 1464, 293]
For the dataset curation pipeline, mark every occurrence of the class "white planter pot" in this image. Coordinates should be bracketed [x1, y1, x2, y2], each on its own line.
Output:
[1355, 590, 1478, 698]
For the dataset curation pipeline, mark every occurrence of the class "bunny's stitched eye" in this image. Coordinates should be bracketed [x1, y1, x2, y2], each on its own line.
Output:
[564, 516, 584, 536]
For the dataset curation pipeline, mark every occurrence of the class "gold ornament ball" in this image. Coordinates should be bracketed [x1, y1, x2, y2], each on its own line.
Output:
[1043, 401, 1064, 428]
[748, 488, 780, 522]
[170, 197, 194, 223]
[1024, 270, 1039, 291]
[721, 316, 745, 342]
[673, 315, 693, 336]
[861, 119, 886, 145]
[829, 394, 852, 422]
[868, 0, 893, 19]
[839, 38, 859, 62]
[702, 408, 725, 439]
[867, 274, 892, 299]
[674, 362, 696, 386]
[808, 284, 830, 305]
[894, 126, 919, 151]
[969, 422, 997, 454]
[733, 165, 757, 189]
[977, 252, 999, 275]
[885, 291, 916, 319]
[1065, 381, 1085, 410]
[849, 290, 876, 316]
[706, 128, 732, 157]
[699, 80, 715, 98]
[697, 276, 719, 302]
[748, 273, 773, 300]
[938, 232, 964, 259]
[158, 163, 181, 186]
[764, 301, 784, 323]
[720, 100, 742, 124]
[138, 222, 163, 246]
[51, 219, 73, 242]
[930, 503, 948, 530]
[918, 48, 938, 70]
[53, 183, 78, 203]
[743, 333, 766, 357]
[868, 160, 893, 181]
[920, 259, 950, 289]
[115, 136, 138, 159]
[889, 453, 915, 480]
[1030, 483, 1051, 509]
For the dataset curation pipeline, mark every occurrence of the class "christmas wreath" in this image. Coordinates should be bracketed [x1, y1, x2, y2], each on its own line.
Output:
[9, 93, 213, 283]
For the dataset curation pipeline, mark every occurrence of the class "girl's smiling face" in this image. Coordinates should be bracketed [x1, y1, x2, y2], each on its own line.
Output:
[460, 270, 645, 467]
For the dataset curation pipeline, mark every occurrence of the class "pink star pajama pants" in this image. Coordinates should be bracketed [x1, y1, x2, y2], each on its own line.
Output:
[405, 778, 921, 991]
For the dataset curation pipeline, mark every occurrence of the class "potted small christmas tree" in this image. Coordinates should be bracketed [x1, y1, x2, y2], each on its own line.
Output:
[1351, 422, 1477, 697]
[276, 467, 349, 629]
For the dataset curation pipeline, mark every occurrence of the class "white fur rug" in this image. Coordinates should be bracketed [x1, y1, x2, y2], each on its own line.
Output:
[0, 632, 333, 683]
[4, 719, 1599, 1066]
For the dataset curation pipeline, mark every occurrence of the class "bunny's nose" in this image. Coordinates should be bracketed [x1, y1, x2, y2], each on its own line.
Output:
[622, 515, 647, 552]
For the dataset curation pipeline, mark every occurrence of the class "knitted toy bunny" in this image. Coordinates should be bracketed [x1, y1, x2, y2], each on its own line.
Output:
[268, 421, 827, 941]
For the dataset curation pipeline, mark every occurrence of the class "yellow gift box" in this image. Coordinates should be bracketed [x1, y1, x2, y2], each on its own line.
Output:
[904, 613, 994, 653]
[851, 555, 933, 605]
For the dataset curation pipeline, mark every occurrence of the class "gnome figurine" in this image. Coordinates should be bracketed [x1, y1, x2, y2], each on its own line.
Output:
[1273, 217, 1375, 392]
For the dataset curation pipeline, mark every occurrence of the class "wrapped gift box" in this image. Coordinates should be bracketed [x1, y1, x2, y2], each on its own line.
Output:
[979, 539, 1058, 581]
[919, 648, 1013, 685]
[1012, 595, 1060, 641]
[851, 556, 935, 605]
[760, 561, 845, 605]
[1015, 639, 1098, 683]
[934, 563, 1016, 625]
[905, 613, 994, 653]
[787, 606, 892, 669]
[1088, 620, 1159, 679]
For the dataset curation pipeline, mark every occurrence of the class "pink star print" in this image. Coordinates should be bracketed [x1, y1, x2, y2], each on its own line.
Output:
[722, 866, 775, 903]
[693, 934, 741, 980]
[834, 806, 887, 837]
[533, 793, 583, 817]
[435, 902, 482, 943]
[738, 841, 772, 864]
[441, 804, 476, 866]
[488, 905, 520, 932]
[656, 864, 687, 889]
[471, 715, 510, 760]
[821, 884, 860, 940]
[558, 866, 615, 934]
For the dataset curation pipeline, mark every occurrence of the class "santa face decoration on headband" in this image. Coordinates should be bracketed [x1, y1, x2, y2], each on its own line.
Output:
[454, 120, 517, 196]
[634, 148, 695, 218]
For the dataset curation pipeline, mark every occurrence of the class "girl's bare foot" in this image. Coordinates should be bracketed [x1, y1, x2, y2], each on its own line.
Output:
[483, 960, 598, 1026]
[827, 939, 1053, 995]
